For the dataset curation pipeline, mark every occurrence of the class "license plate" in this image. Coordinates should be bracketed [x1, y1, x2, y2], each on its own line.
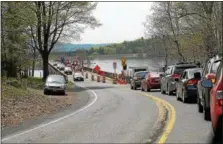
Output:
[188, 85, 196, 89]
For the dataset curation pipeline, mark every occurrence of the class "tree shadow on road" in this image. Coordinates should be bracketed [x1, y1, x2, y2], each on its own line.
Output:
[69, 85, 114, 93]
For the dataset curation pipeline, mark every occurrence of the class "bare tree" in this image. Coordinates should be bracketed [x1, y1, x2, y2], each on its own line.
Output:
[28, 2, 101, 80]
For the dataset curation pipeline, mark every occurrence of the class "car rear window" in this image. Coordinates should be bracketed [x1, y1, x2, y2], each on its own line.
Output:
[150, 72, 162, 77]
[135, 69, 147, 73]
[135, 71, 148, 78]
[174, 66, 197, 74]
[210, 60, 221, 73]
[188, 69, 202, 79]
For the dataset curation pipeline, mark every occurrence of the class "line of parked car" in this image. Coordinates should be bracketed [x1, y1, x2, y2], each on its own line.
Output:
[130, 54, 222, 138]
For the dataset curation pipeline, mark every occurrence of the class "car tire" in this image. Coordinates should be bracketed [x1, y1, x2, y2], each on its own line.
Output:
[197, 98, 203, 113]
[141, 85, 144, 91]
[182, 90, 187, 103]
[145, 85, 149, 92]
[161, 85, 165, 94]
[44, 90, 48, 95]
[134, 84, 137, 90]
[167, 85, 173, 95]
[62, 91, 66, 95]
[204, 107, 211, 121]
[176, 91, 180, 101]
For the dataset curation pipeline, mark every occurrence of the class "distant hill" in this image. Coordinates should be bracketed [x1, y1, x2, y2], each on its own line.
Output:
[52, 43, 111, 52]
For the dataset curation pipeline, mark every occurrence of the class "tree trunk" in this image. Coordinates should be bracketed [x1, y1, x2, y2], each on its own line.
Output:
[162, 35, 168, 66]
[6, 61, 17, 78]
[42, 51, 49, 81]
[32, 47, 36, 77]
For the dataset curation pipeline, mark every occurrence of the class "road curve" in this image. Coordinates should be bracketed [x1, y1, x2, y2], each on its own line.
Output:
[2, 76, 159, 143]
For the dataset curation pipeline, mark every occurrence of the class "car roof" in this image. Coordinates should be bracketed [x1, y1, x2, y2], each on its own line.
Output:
[185, 68, 202, 72]
[174, 64, 197, 67]
[209, 54, 222, 62]
[135, 71, 148, 74]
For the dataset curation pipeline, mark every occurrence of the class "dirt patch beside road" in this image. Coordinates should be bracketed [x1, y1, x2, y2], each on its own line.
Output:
[1, 84, 75, 129]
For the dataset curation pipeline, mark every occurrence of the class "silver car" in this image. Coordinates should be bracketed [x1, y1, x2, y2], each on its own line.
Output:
[44, 75, 66, 95]
[64, 67, 72, 75]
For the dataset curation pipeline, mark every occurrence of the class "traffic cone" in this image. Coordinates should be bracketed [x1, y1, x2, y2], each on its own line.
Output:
[97, 75, 100, 82]
[85, 72, 88, 79]
[91, 74, 94, 81]
[113, 74, 117, 84]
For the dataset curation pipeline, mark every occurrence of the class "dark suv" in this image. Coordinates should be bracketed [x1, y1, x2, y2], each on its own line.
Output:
[160, 63, 198, 95]
[197, 54, 222, 121]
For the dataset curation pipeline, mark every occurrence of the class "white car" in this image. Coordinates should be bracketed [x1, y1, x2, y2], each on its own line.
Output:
[58, 64, 65, 71]
[73, 72, 84, 81]
[64, 67, 72, 75]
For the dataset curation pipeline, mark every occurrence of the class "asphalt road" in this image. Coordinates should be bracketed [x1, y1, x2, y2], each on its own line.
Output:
[2, 76, 159, 143]
[2, 66, 214, 143]
[143, 89, 214, 143]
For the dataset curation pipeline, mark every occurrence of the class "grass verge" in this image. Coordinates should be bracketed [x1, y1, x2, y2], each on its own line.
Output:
[1, 77, 73, 129]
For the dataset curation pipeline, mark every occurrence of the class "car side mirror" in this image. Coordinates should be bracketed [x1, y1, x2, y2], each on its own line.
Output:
[194, 72, 201, 79]
[201, 80, 213, 88]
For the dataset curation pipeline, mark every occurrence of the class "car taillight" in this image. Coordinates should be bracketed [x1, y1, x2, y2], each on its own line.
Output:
[216, 90, 223, 106]
[171, 74, 180, 79]
[187, 79, 198, 85]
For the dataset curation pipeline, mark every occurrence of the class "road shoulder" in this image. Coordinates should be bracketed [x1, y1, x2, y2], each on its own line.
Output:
[1, 84, 92, 138]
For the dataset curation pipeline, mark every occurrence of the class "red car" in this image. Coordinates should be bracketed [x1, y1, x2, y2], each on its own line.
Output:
[201, 59, 222, 136]
[141, 72, 163, 91]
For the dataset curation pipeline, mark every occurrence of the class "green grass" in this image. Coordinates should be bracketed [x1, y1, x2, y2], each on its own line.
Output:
[27, 77, 44, 89]
[67, 81, 74, 89]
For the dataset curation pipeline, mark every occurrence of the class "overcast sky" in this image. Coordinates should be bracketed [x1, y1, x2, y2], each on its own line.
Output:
[77, 2, 152, 44]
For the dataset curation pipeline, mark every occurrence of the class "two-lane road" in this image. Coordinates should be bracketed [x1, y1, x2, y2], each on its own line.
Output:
[2, 76, 159, 143]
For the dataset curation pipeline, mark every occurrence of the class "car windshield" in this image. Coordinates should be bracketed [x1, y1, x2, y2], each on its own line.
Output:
[135, 71, 148, 78]
[65, 67, 71, 71]
[187, 69, 202, 79]
[174, 66, 197, 74]
[46, 75, 65, 83]
[75, 73, 82, 76]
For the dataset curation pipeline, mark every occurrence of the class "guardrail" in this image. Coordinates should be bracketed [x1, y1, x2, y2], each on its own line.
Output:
[48, 62, 68, 83]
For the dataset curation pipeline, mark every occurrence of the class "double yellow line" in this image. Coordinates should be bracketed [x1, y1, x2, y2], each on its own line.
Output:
[136, 91, 176, 144]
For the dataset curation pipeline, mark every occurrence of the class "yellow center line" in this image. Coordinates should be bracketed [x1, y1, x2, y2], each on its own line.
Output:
[120, 87, 176, 144]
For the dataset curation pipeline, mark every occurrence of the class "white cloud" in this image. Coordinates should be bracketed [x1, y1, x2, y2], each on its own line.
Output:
[75, 2, 152, 44]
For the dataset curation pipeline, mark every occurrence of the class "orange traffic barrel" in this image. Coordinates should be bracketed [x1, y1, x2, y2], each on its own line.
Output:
[85, 72, 88, 79]
[102, 76, 106, 83]
[91, 74, 94, 81]
[97, 75, 100, 82]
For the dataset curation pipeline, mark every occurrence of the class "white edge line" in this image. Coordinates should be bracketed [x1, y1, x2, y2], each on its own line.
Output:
[2, 87, 98, 142]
